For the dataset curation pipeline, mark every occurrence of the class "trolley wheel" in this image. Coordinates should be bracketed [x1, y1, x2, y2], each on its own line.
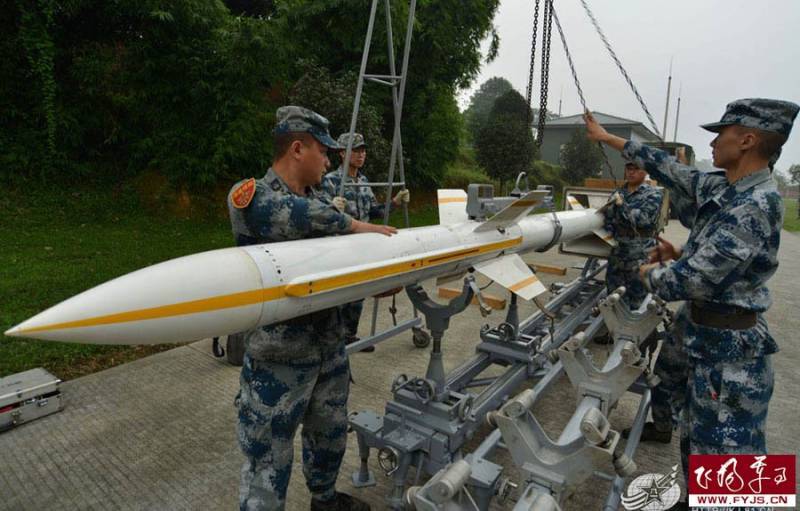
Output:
[411, 327, 431, 348]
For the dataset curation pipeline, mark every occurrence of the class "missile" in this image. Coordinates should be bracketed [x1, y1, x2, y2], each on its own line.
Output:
[5, 190, 608, 345]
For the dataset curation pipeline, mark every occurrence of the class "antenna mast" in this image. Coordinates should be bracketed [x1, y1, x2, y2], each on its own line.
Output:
[662, 58, 673, 139]
[673, 83, 682, 142]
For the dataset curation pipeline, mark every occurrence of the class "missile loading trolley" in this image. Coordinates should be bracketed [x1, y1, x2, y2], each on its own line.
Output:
[347, 184, 671, 510]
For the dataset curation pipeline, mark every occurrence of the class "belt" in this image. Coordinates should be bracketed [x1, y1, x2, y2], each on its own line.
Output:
[614, 227, 656, 238]
[690, 302, 757, 330]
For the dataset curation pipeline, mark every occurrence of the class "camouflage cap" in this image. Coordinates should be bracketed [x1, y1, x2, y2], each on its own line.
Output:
[337, 132, 366, 149]
[701, 98, 799, 137]
[274, 106, 342, 149]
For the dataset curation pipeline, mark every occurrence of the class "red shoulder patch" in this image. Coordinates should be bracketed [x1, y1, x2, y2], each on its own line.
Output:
[232, 178, 256, 209]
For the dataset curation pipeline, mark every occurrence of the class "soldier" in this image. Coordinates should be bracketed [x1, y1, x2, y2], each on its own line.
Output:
[320, 133, 410, 350]
[584, 99, 798, 507]
[603, 161, 664, 310]
[228, 106, 396, 511]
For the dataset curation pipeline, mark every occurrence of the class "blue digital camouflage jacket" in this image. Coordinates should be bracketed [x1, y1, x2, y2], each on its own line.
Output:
[228, 168, 353, 246]
[320, 167, 389, 222]
[624, 141, 782, 360]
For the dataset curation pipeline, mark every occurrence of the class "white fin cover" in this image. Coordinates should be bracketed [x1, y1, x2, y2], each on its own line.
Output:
[593, 226, 618, 247]
[473, 253, 547, 300]
[437, 189, 469, 226]
[565, 194, 584, 210]
[567, 194, 617, 247]
[473, 190, 548, 233]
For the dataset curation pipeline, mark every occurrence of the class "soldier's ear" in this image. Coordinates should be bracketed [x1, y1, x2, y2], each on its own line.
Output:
[290, 139, 306, 160]
[740, 132, 758, 152]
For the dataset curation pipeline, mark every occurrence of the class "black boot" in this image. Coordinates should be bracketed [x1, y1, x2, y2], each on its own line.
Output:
[622, 422, 672, 444]
[310, 491, 370, 511]
[347, 335, 375, 353]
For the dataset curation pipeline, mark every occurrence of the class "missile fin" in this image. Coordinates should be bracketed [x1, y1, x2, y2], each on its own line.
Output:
[437, 189, 469, 226]
[473, 190, 548, 233]
[593, 227, 618, 247]
[473, 253, 547, 300]
[566, 194, 584, 210]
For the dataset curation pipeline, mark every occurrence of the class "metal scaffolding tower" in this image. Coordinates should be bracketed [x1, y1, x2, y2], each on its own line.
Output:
[340, 0, 431, 355]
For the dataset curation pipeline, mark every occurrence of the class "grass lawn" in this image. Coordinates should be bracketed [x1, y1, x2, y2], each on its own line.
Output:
[0, 184, 440, 380]
[0, 185, 234, 379]
[784, 199, 799, 232]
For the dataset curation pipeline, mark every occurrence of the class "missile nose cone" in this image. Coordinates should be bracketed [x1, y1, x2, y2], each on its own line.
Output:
[4, 325, 22, 337]
[4, 247, 269, 345]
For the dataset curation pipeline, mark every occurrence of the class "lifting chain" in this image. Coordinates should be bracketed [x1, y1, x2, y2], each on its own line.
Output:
[524, 0, 541, 129]
[578, 0, 664, 142]
[549, 3, 619, 183]
[535, 0, 553, 149]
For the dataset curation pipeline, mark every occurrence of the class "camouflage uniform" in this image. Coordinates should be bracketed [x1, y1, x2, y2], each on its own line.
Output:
[603, 183, 663, 308]
[625, 98, 798, 484]
[228, 106, 358, 510]
[320, 133, 391, 338]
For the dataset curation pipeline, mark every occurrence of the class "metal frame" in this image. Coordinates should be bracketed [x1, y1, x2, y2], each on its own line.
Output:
[406, 290, 670, 511]
[349, 258, 609, 509]
[340, 0, 423, 353]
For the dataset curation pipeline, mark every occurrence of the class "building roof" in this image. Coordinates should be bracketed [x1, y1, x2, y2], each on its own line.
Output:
[545, 111, 660, 140]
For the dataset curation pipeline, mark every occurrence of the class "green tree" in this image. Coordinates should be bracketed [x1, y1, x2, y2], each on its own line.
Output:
[2, 0, 502, 189]
[464, 77, 513, 142]
[559, 128, 604, 184]
[288, 61, 390, 181]
[474, 89, 536, 184]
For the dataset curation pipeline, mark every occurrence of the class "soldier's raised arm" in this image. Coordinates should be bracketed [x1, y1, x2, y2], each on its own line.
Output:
[583, 111, 725, 212]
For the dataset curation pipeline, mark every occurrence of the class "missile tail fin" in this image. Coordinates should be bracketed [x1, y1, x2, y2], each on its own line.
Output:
[473, 190, 548, 233]
[437, 189, 469, 226]
[565, 194, 585, 210]
[473, 254, 547, 300]
[593, 227, 618, 247]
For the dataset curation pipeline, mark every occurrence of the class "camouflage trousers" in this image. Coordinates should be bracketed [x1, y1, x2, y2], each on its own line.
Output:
[342, 299, 364, 338]
[654, 308, 774, 486]
[237, 346, 350, 510]
[606, 254, 649, 309]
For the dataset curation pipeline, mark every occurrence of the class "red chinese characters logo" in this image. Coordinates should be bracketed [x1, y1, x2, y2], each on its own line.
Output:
[688, 455, 795, 508]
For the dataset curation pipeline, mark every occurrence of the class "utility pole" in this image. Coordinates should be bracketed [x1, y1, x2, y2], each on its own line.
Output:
[558, 85, 563, 116]
[662, 58, 673, 139]
[673, 83, 682, 142]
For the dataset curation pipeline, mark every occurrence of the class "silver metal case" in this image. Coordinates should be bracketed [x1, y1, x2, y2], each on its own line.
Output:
[0, 368, 63, 432]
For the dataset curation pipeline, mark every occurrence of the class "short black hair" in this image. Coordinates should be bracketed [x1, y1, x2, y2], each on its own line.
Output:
[273, 132, 314, 160]
[734, 126, 788, 160]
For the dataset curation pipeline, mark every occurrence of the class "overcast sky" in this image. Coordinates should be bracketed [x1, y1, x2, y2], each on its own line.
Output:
[457, 0, 800, 174]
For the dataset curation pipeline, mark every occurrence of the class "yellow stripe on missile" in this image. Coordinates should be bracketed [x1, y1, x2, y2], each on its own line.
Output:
[16, 237, 522, 333]
[16, 287, 285, 334]
[285, 237, 521, 297]
[438, 197, 467, 204]
[508, 275, 540, 292]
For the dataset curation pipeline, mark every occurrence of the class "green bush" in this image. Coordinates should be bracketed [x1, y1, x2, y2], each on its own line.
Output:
[531, 160, 567, 194]
[441, 163, 494, 190]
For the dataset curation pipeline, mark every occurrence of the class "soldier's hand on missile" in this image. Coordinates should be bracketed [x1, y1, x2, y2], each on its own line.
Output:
[639, 262, 659, 282]
[332, 196, 348, 212]
[647, 236, 681, 264]
[352, 219, 397, 236]
[393, 189, 410, 205]
[612, 192, 623, 206]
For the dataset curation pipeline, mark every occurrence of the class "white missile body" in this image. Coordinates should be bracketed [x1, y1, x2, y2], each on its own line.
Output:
[5, 190, 608, 345]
